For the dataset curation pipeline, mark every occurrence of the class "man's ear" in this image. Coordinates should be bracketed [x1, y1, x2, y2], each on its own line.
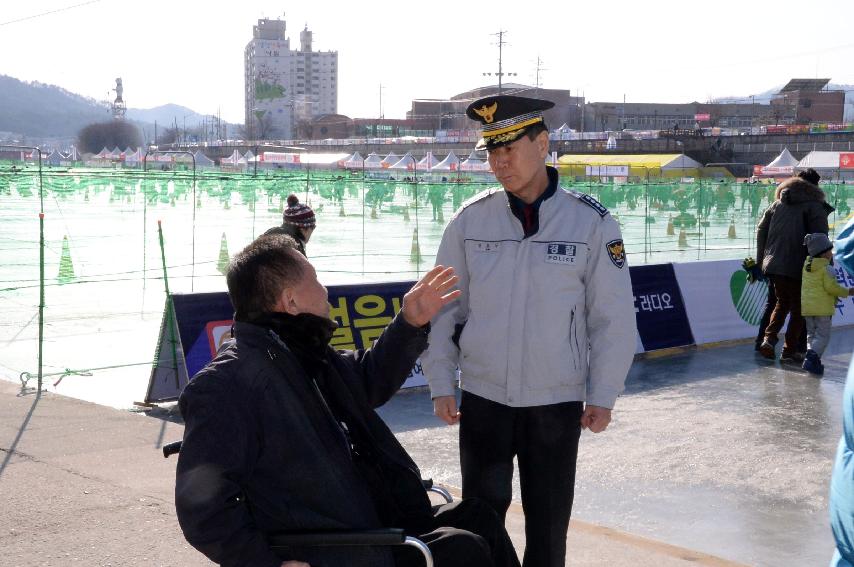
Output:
[274, 286, 299, 315]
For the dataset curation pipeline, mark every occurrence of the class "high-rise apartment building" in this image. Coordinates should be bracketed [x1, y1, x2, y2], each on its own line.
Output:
[244, 18, 337, 139]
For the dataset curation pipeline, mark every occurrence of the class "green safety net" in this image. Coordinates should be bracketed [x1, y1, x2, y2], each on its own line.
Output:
[1, 160, 851, 406]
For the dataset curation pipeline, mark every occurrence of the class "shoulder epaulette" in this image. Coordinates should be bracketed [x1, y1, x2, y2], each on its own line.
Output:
[460, 188, 501, 211]
[568, 190, 609, 218]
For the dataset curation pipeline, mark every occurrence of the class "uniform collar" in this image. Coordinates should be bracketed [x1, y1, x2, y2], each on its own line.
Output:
[506, 166, 559, 237]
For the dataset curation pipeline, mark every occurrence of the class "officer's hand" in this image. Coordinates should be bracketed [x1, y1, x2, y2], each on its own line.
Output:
[581, 405, 612, 433]
[280, 561, 310, 567]
[433, 395, 460, 425]
[401, 265, 461, 327]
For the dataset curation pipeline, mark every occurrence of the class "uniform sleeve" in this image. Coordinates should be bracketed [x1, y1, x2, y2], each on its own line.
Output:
[823, 266, 850, 298]
[420, 218, 468, 399]
[584, 216, 637, 409]
[175, 372, 283, 567]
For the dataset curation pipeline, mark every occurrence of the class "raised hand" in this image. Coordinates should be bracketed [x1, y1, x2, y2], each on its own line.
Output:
[400, 265, 461, 327]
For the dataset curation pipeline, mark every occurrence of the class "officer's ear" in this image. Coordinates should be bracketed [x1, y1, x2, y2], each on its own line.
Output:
[535, 130, 550, 158]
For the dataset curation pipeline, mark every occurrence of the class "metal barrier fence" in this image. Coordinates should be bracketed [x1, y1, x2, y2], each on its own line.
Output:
[1, 160, 851, 406]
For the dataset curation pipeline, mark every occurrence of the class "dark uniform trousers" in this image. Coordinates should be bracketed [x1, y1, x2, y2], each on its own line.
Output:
[459, 391, 584, 567]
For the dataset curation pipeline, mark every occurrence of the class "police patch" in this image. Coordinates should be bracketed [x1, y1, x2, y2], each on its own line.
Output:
[579, 193, 608, 217]
[606, 239, 625, 268]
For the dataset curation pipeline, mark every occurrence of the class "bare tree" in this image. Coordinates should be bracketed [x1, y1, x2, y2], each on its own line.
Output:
[77, 120, 143, 153]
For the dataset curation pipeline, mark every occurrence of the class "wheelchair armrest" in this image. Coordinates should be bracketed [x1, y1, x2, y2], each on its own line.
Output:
[269, 529, 433, 567]
[162, 440, 182, 458]
[422, 479, 453, 504]
[268, 528, 406, 547]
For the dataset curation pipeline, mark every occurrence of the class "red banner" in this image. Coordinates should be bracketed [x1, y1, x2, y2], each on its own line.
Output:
[840, 153, 854, 169]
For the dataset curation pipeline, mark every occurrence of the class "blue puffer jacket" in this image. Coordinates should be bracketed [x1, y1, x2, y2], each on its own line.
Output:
[830, 359, 854, 566]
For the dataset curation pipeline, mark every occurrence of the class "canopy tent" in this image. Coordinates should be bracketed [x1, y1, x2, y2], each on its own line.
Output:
[243, 150, 255, 161]
[389, 152, 416, 170]
[64, 147, 80, 162]
[124, 149, 142, 164]
[797, 151, 854, 180]
[417, 151, 439, 170]
[110, 147, 122, 159]
[460, 153, 491, 172]
[556, 153, 710, 179]
[221, 149, 243, 166]
[95, 147, 111, 159]
[767, 148, 799, 168]
[123, 147, 135, 157]
[753, 147, 799, 177]
[193, 150, 215, 168]
[432, 151, 460, 171]
[363, 152, 384, 169]
[381, 152, 400, 168]
[46, 149, 63, 166]
[342, 151, 364, 169]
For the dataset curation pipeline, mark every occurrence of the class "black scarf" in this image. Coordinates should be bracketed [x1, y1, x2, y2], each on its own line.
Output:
[245, 311, 337, 378]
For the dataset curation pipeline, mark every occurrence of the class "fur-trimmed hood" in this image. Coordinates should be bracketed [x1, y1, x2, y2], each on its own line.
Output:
[777, 177, 825, 205]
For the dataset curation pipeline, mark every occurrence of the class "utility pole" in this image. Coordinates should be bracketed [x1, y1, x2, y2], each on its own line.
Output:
[482, 30, 516, 94]
[379, 83, 386, 119]
[534, 56, 547, 97]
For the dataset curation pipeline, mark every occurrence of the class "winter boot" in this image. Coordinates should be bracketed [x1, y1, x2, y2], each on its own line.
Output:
[802, 350, 824, 375]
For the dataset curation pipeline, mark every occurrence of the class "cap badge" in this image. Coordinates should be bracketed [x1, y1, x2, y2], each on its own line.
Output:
[473, 102, 498, 124]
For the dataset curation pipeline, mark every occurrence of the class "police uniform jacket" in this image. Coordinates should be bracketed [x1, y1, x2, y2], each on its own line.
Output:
[422, 166, 637, 409]
[175, 314, 430, 567]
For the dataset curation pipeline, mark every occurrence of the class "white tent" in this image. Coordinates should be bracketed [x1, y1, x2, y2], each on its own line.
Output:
[798, 151, 842, 170]
[460, 151, 491, 172]
[243, 150, 255, 161]
[363, 152, 384, 169]
[110, 147, 122, 159]
[381, 152, 400, 168]
[432, 151, 460, 171]
[46, 149, 63, 166]
[389, 152, 416, 170]
[797, 151, 854, 180]
[193, 150, 215, 168]
[767, 147, 799, 168]
[124, 148, 142, 164]
[417, 151, 439, 169]
[343, 151, 364, 169]
[221, 149, 242, 165]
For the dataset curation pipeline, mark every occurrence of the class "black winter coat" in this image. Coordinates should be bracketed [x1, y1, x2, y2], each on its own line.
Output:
[175, 314, 430, 567]
[756, 177, 834, 279]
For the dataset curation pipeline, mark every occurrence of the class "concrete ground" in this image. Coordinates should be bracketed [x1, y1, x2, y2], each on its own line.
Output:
[2, 326, 852, 566]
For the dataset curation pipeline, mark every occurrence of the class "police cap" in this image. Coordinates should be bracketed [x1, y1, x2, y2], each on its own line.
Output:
[466, 95, 554, 150]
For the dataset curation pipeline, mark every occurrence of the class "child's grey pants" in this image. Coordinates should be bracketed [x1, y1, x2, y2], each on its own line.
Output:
[805, 316, 833, 355]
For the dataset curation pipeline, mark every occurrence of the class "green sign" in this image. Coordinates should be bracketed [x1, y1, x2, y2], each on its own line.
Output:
[729, 270, 767, 326]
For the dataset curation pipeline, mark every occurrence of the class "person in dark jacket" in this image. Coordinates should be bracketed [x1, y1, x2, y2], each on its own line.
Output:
[756, 168, 834, 362]
[175, 233, 520, 567]
[266, 194, 316, 255]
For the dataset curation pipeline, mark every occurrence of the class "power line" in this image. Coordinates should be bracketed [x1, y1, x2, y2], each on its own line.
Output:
[0, 0, 101, 27]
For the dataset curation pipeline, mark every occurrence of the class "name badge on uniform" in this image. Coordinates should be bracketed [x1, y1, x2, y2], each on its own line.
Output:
[545, 243, 576, 264]
[474, 241, 501, 252]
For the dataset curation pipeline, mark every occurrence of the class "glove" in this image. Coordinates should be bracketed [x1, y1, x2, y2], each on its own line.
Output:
[742, 257, 765, 283]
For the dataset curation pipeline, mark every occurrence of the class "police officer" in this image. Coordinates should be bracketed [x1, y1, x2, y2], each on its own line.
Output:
[421, 95, 637, 567]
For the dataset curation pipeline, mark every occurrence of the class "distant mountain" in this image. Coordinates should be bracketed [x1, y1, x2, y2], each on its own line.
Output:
[0, 75, 110, 138]
[0, 75, 230, 142]
[125, 104, 220, 129]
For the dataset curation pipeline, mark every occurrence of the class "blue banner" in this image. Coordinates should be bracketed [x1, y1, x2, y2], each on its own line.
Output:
[630, 264, 694, 351]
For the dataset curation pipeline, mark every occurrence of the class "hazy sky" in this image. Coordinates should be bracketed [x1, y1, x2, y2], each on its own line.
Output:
[2, 0, 854, 124]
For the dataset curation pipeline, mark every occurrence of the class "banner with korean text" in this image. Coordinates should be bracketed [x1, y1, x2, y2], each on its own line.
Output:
[145, 281, 425, 403]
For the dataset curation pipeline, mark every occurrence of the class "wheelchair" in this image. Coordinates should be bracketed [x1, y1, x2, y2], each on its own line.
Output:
[163, 440, 452, 567]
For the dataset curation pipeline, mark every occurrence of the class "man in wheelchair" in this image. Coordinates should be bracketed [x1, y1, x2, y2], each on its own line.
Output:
[175, 233, 520, 567]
